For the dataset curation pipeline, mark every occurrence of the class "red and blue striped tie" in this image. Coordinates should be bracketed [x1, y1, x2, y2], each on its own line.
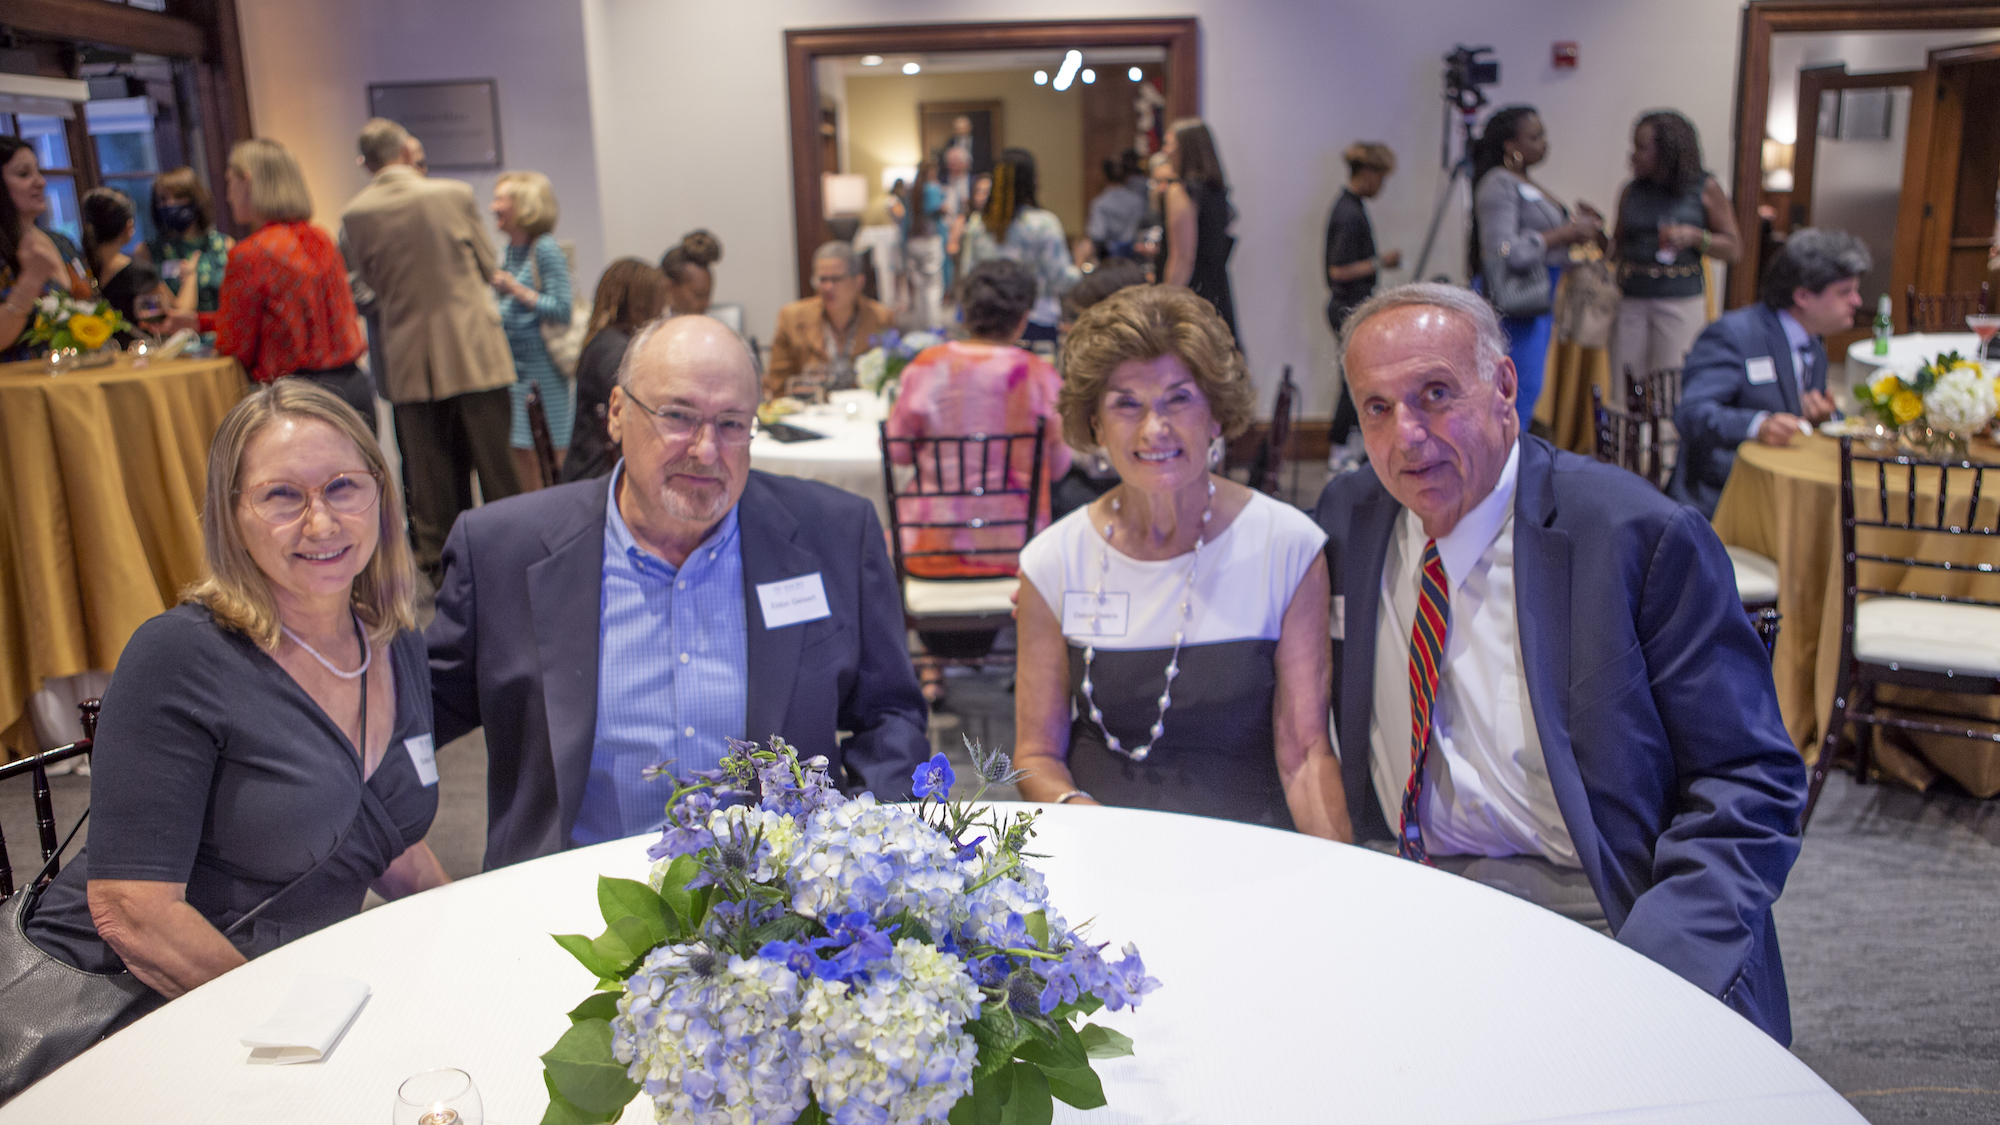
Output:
[1400, 539, 1449, 864]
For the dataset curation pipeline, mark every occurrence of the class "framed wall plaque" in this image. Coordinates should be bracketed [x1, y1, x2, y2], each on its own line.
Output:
[367, 79, 502, 169]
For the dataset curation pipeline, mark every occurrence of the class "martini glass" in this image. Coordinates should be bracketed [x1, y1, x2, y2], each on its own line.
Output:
[1967, 314, 2000, 364]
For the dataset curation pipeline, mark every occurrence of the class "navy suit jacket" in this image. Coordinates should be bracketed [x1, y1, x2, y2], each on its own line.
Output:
[427, 470, 930, 871]
[1313, 436, 1806, 1043]
[1670, 302, 1828, 517]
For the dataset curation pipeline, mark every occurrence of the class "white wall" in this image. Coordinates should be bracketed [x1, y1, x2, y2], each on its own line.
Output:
[237, 0, 607, 287]
[241, 0, 1749, 415]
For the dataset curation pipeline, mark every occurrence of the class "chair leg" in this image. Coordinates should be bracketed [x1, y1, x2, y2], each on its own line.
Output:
[1803, 665, 1856, 831]
[1850, 677, 1878, 786]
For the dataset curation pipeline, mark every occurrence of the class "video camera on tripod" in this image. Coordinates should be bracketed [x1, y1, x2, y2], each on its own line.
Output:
[1413, 46, 1501, 280]
[1443, 46, 1499, 112]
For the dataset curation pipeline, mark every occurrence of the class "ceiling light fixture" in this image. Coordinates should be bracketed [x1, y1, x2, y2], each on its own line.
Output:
[1128, 66, 1143, 82]
[1033, 70, 1048, 85]
[1081, 68, 1096, 84]
[1052, 49, 1082, 91]
[860, 55, 883, 67]
[902, 62, 921, 75]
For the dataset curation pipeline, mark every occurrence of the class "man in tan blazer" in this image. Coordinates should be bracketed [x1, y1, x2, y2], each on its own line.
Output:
[765, 241, 895, 399]
[340, 117, 520, 583]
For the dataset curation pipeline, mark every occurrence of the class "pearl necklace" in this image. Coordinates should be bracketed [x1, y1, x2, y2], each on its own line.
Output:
[1078, 479, 1214, 763]
[279, 612, 372, 680]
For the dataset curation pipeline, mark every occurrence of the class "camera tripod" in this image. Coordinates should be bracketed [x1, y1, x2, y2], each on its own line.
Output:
[1410, 102, 1483, 282]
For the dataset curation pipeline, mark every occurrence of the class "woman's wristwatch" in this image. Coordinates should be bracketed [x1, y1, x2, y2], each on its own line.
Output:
[1053, 789, 1092, 805]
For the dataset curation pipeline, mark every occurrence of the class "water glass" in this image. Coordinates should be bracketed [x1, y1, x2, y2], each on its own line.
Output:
[393, 1068, 483, 1125]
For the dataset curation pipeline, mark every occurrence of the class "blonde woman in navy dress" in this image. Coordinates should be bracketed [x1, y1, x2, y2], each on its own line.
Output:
[1012, 285, 1351, 838]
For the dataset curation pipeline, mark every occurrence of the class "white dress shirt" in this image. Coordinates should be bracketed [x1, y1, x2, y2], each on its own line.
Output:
[1745, 309, 1817, 439]
[1366, 442, 1579, 866]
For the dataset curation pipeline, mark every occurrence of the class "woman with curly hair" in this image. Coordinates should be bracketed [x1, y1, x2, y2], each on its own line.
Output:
[1609, 110, 1741, 381]
[659, 229, 722, 316]
[1009, 285, 1348, 837]
[561, 257, 669, 482]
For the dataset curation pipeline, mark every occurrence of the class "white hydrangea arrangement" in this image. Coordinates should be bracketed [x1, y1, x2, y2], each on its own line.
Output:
[538, 738, 1157, 1125]
[1921, 364, 1998, 435]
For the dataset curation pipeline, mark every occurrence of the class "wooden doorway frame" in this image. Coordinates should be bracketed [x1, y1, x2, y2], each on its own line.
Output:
[1895, 39, 2000, 310]
[783, 18, 1199, 297]
[1729, 1, 2000, 310]
[1786, 63, 1923, 230]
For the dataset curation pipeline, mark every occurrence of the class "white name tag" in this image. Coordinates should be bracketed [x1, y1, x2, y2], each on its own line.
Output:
[1746, 356, 1778, 385]
[757, 573, 832, 629]
[404, 734, 438, 787]
[1062, 591, 1129, 637]
[1517, 183, 1545, 203]
[1331, 595, 1346, 641]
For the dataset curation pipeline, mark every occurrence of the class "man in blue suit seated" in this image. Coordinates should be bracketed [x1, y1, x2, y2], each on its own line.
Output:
[1313, 284, 1806, 1042]
[1670, 228, 1870, 516]
[428, 316, 930, 870]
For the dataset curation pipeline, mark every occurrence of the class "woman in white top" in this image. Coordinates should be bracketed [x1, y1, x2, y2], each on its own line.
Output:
[1012, 285, 1351, 837]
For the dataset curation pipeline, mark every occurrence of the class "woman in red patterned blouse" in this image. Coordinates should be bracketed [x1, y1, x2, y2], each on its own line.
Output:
[215, 139, 371, 425]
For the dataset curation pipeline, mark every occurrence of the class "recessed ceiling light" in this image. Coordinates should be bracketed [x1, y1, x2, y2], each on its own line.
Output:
[1128, 66, 1143, 82]
[1081, 68, 1096, 84]
[1033, 70, 1048, 85]
[1053, 49, 1082, 91]
[860, 55, 883, 67]
[902, 62, 921, 75]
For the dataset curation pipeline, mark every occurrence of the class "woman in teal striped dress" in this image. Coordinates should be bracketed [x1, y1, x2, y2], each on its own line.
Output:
[490, 170, 573, 488]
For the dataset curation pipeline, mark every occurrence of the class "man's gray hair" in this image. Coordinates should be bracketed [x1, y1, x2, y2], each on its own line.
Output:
[812, 240, 861, 278]
[358, 118, 411, 172]
[1758, 227, 1871, 309]
[1338, 282, 1509, 383]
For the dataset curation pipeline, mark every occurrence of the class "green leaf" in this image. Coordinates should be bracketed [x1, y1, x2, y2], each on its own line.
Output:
[967, 1009, 1031, 1079]
[552, 933, 623, 980]
[1047, 995, 1103, 1020]
[997, 1062, 1053, 1125]
[567, 991, 622, 1024]
[1023, 910, 1049, 951]
[598, 877, 672, 940]
[950, 1061, 1013, 1125]
[1077, 1022, 1134, 1060]
[539, 1071, 622, 1125]
[654, 855, 701, 925]
[540, 1019, 641, 1116]
[794, 1101, 831, 1125]
[1015, 1019, 1089, 1071]
[1037, 1064, 1106, 1110]
[591, 914, 664, 973]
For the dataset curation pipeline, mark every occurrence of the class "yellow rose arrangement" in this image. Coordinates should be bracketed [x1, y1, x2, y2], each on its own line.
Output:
[23, 292, 130, 357]
[1855, 350, 2000, 444]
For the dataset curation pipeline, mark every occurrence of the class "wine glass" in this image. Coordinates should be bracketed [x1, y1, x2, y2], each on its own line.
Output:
[393, 1068, 483, 1125]
[1967, 314, 2000, 365]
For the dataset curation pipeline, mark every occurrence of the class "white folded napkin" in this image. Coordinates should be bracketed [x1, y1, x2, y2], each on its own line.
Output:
[240, 973, 371, 1065]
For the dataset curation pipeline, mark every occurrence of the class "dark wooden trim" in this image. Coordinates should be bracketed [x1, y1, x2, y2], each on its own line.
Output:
[5, 0, 208, 60]
[785, 18, 1199, 296]
[1788, 65, 1925, 231]
[1928, 39, 2000, 65]
[1729, 1, 2000, 310]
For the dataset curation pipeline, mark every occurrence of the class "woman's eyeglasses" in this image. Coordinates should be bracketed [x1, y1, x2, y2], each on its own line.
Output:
[237, 471, 382, 524]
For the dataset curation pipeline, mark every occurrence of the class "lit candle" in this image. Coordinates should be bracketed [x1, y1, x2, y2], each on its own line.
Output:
[418, 1105, 458, 1125]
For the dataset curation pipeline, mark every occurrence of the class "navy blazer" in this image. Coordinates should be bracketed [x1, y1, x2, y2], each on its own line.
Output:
[1670, 302, 1828, 517]
[427, 470, 930, 871]
[1314, 436, 1807, 1043]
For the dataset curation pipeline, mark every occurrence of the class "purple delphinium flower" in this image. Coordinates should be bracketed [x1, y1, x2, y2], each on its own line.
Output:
[911, 752, 954, 800]
[1100, 942, 1162, 1011]
[1035, 941, 1107, 1014]
[646, 789, 718, 861]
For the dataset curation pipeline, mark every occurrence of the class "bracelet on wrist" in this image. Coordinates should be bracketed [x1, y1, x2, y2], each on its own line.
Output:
[1053, 789, 1091, 805]
[1699, 230, 1712, 255]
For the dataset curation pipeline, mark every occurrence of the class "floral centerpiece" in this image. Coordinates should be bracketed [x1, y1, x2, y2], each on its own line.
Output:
[538, 737, 1158, 1125]
[855, 329, 943, 398]
[1853, 350, 1999, 454]
[25, 292, 127, 366]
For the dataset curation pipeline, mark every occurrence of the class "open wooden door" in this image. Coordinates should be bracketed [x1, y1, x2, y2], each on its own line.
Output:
[1891, 40, 2000, 329]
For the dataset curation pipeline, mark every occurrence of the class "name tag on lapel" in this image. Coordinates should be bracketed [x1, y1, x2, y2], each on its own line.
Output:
[757, 573, 832, 629]
[404, 734, 438, 787]
[1330, 595, 1346, 641]
[1517, 183, 1546, 203]
[1062, 592, 1129, 637]
[1746, 356, 1778, 386]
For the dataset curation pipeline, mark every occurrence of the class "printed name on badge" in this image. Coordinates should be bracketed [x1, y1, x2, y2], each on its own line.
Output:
[1061, 591, 1130, 637]
[1331, 595, 1346, 641]
[1746, 356, 1778, 385]
[405, 734, 438, 787]
[757, 572, 832, 629]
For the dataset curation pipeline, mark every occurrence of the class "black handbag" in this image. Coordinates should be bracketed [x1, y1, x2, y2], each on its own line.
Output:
[1483, 246, 1554, 319]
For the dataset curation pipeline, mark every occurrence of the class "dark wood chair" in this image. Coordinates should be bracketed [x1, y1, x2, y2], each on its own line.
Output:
[1904, 281, 1991, 334]
[0, 701, 98, 898]
[1249, 365, 1299, 497]
[879, 419, 1048, 673]
[1591, 383, 1644, 475]
[1806, 438, 2000, 827]
[1622, 364, 1683, 492]
[525, 383, 560, 489]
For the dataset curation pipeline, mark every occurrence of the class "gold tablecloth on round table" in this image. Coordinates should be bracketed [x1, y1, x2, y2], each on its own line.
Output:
[1710, 434, 2000, 790]
[0, 354, 249, 757]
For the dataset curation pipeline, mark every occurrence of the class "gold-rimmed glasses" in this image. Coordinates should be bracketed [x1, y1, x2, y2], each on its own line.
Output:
[622, 388, 759, 446]
[236, 470, 382, 524]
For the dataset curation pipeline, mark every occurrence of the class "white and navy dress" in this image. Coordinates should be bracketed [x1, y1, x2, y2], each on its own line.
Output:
[1018, 490, 1328, 828]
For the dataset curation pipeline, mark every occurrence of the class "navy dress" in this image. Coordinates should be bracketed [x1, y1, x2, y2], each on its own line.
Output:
[25, 605, 440, 980]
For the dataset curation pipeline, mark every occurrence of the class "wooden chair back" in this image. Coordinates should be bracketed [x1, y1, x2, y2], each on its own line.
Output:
[1591, 384, 1645, 478]
[1904, 282, 1992, 333]
[878, 419, 1048, 589]
[0, 701, 98, 898]
[1622, 364, 1682, 491]
[1250, 366, 1299, 495]
[526, 383, 560, 488]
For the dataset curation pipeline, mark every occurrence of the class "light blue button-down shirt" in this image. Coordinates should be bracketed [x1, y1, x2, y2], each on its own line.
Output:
[572, 463, 748, 846]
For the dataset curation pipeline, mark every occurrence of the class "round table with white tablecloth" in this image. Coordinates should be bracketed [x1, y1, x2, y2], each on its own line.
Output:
[3, 805, 1860, 1124]
[750, 390, 892, 524]
[1843, 332, 1981, 393]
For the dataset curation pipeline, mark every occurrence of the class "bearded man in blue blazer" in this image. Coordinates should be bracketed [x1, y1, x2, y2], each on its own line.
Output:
[428, 316, 929, 871]
[1313, 284, 1806, 1043]
[1670, 228, 1870, 517]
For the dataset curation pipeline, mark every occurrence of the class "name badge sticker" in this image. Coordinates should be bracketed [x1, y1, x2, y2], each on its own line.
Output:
[757, 573, 833, 629]
[1517, 183, 1546, 203]
[1331, 595, 1346, 641]
[404, 734, 438, 787]
[1061, 592, 1130, 638]
[1746, 356, 1778, 385]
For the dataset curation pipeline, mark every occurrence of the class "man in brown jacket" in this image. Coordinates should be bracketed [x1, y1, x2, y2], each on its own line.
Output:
[340, 117, 520, 583]
[765, 241, 895, 399]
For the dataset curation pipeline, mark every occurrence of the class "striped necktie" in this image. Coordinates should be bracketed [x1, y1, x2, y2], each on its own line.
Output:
[1400, 539, 1449, 864]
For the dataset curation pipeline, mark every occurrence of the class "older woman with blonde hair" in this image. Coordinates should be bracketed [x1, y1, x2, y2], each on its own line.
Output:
[491, 169, 574, 487]
[22, 379, 449, 1041]
[1011, 285, 1350, 837]
[215, 138, 371, 422]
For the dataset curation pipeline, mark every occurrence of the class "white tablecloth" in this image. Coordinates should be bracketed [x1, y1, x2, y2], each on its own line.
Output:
[6, 806, 1859, 1124]
[750, 392, 892, 523]
[1843, 331, 1980, 389]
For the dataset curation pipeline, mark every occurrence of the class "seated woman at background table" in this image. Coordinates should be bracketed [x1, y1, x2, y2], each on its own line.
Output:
[79, 187, 194, 339]
[561, 256, 667, 483]
[660, 228, 722, 317]
[139, 165, 233, 334]
[1009, 285, 1349, 837]
[23, 380, 450, 1008]
[0, 135, 95, 361]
